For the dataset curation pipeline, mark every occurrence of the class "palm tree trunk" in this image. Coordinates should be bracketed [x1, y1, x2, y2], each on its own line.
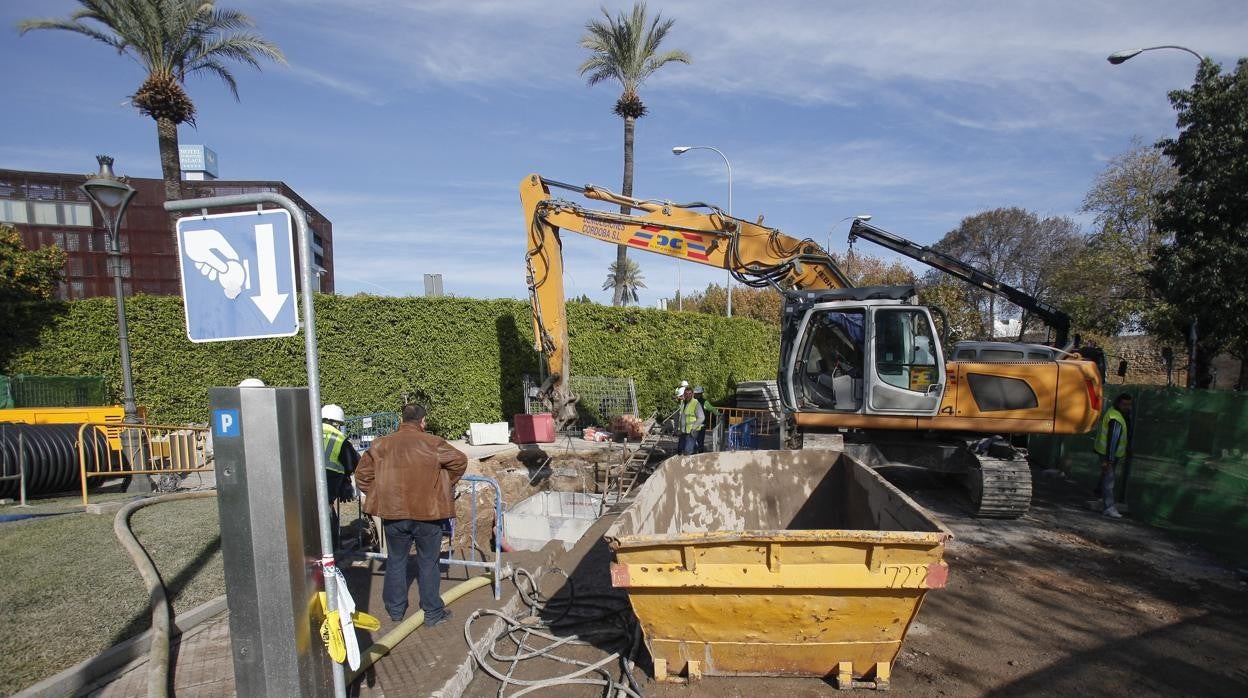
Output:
[614, 115, 636, 307]
[156, 116, 183, 208]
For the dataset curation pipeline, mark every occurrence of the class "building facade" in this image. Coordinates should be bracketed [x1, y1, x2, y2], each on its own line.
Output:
[0, 167, 334, 299]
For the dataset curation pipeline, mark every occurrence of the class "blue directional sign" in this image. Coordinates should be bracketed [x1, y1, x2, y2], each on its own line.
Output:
[176, 209, 299, 342]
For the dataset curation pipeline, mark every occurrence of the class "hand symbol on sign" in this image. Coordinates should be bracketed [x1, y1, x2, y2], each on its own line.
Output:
[185, 229, 248, 299]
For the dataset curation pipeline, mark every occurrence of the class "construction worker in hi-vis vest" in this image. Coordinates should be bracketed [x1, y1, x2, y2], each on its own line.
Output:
[678, 387, 705, 456]
[321, 404, 361, 550]
[1092, 393, 1132, 519]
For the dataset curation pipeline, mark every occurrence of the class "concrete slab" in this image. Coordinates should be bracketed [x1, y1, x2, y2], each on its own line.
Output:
[84, 501, 125, 516]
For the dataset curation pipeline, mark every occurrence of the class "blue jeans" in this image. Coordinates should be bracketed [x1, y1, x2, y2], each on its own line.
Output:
[1100, 461, 1117, 510]
[679, 433, 696, 455]
[382, 519, 447, 621]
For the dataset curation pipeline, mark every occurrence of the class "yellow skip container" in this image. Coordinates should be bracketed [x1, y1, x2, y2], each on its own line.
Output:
[605, 449, 952, 689]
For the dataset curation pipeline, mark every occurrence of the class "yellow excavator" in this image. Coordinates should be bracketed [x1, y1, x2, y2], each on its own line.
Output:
[521, 173, 1103, 517]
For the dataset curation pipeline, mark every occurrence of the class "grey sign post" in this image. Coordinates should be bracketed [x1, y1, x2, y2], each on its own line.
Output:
[166, 193, 345, 697]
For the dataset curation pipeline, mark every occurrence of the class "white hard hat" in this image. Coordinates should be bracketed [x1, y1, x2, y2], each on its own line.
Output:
[321, 404, 346, 423]
[238, 378, 266, 388]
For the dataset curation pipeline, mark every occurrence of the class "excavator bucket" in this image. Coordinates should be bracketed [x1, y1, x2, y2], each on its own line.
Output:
[605, 448, 952, 689]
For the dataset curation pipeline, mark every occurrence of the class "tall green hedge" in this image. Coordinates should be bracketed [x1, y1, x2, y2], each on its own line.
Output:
[3, 295, 779, 436]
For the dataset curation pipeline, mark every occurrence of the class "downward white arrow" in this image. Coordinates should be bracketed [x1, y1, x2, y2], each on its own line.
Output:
[250, 223, 288, 323]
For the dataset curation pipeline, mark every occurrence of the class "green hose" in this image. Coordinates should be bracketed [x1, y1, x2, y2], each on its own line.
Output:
[346, 574, 494, 684]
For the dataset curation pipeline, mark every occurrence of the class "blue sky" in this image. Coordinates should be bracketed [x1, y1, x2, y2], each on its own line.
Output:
[4, 0, 1246, 305]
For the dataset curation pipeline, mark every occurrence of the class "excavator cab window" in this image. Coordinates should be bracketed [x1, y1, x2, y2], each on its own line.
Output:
[874, 309, 939, 392]
[865, 307, 946, 415]
[793, 308, 865, 411]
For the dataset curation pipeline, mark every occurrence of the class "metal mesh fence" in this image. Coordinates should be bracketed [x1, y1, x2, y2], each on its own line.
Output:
[522, 375, 638, 427]
[5, 374, 108, 408]
[1029, 385, 1248, 569]
[342, 411, 400, 453]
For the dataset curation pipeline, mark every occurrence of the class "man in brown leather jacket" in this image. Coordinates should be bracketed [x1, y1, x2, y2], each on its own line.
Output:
[355, 403, 467, 624]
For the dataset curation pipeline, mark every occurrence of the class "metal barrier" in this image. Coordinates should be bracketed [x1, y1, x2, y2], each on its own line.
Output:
[5, 374, 109, 408]
[523, 375, 638, 425]
[0, 423, 28, 505]
[352, 475, 505, 600]
[712, 407, 779, 451]
[454, 475, 505, 599]
[342, 411, 400, 453]
[77, 423, 212, 506]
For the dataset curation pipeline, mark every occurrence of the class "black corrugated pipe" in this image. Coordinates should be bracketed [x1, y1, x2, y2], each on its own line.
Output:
[0, 423, 110, 499]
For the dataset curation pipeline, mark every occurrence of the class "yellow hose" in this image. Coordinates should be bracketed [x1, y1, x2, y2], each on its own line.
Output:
[347, 574, 493, 684]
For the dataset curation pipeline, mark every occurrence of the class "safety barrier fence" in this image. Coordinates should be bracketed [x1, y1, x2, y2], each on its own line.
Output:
[352, 475, 505, 600]
[343, 411, 400, 453]
[0, 425, 28, 505]
[710, 406, 779, 451]
[523, 375, 639, 425]
[1, 374, 108, 409]
[77, 423, 213, 507]
[1029, 385, 1248, 570]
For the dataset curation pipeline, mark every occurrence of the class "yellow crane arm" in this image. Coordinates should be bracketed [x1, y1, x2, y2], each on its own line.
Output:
[521, 173, 849, 426]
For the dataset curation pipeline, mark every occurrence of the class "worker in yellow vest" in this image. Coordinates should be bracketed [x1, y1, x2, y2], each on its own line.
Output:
[1092, 393, 1132, 519]
[678, 387, 705, 456]
[693, 386, 719, 453]
[322, 404, 361, 550]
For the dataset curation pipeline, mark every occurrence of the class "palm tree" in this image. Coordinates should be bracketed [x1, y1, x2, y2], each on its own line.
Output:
[579, 1, 690, 306]
[602, 258, 647, 305]
[19, 0, 285, 207]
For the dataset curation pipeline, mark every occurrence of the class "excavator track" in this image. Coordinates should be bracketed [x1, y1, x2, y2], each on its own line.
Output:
[966, 456, 1032, 518]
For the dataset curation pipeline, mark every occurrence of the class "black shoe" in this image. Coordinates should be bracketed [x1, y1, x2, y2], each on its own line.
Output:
[426, 609, 453, 627]
[388, 611, 405, 622]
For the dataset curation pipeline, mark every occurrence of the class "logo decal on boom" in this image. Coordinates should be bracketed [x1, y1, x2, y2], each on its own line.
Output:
[626, 226, 711, 261]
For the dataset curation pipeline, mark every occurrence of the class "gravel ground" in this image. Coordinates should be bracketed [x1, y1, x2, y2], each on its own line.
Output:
[463, 465, 1248, 698]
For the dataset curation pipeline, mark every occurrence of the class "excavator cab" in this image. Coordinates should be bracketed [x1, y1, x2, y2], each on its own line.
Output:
[780, 286, 946, 417]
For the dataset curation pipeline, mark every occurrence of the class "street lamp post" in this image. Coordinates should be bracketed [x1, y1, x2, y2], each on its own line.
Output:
[673, 145, 733, 317]
[80, 155, 139, 422]
[1107, 44, 1204, 388]
[1107, 45, 1205, 65]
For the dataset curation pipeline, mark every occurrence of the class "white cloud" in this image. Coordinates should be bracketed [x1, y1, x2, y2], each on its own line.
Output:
[267, 0, 1245, 135]
[283, 63, 385, 105]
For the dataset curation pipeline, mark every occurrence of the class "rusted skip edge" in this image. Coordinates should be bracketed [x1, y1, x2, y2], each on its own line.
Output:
[924, 562, 949, 588]
[610, 563, 631, 587]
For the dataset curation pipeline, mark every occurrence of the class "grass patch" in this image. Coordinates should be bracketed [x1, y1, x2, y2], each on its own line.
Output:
[0, 497, 223, 695]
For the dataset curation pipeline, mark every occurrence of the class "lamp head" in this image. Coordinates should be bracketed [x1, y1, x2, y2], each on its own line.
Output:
[1107, 49, 1142, 65]
[81, 155, 135, 211]
[672, 146, 691, 155]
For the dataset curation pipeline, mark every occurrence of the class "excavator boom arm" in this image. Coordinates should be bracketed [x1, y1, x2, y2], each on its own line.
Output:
[522, 173, 849, 426]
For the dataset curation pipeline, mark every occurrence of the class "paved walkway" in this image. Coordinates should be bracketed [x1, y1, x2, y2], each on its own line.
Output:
[84, 547, 562, 697]
[88, 613, 236, 698]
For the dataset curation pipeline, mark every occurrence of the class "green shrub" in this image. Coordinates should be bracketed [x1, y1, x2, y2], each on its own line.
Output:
[4, 295, 779, 436]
